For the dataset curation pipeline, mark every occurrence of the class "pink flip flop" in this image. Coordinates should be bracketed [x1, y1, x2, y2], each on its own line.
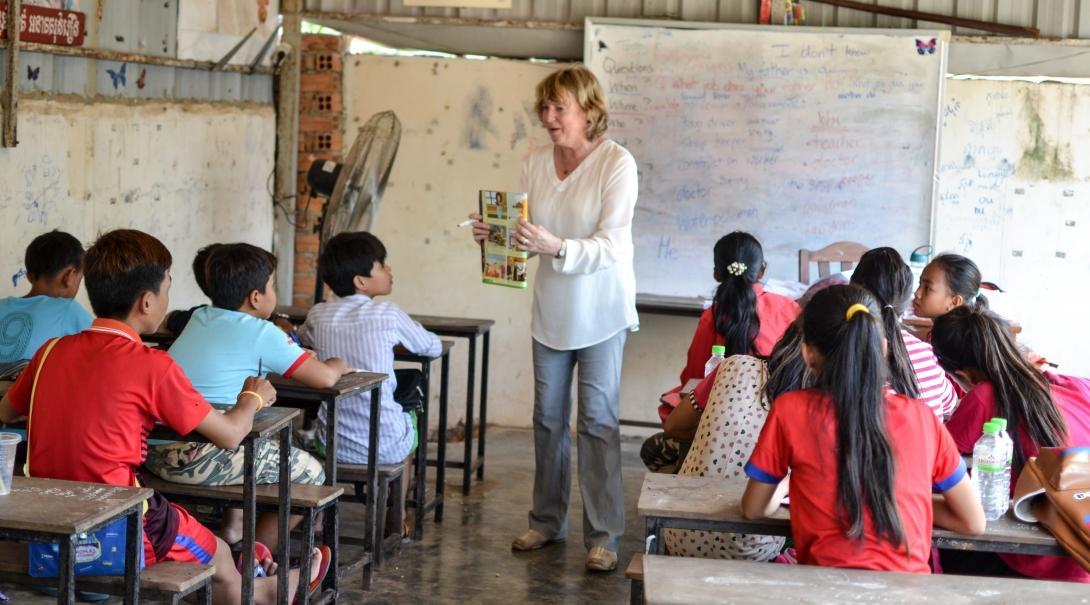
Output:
[308, 545, 331, 593]
[236, 541, 274, 578]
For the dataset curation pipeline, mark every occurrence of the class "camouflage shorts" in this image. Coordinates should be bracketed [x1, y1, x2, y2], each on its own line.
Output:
[640, 432, 691, 474]
[144, 439, 326, 486]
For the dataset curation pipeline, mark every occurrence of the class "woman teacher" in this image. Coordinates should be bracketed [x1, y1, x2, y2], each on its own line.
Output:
[469, 65, 639, 571]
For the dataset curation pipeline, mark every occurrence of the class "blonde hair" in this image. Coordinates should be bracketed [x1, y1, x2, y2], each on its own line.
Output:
[534, 65, 609, 141]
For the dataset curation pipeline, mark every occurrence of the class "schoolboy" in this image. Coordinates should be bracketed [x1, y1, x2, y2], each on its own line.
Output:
[147, 242, 348, 548]
[0, 229, 323, 605]
[0, 230, 92, 363]
[301, 231, 440, 466]
[162, 242, 221, 336]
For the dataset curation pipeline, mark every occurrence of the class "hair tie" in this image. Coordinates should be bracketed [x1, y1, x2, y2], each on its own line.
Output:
[726, 261, 747, 276]
[845, 303, 870, 321]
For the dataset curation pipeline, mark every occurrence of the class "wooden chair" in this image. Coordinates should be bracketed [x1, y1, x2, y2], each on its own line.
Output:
[798, 241, 868, 284]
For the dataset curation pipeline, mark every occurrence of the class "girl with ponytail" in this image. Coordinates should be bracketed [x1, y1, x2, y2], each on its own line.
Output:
[677, 232, 800, 386]
[742, 285, 983, 573]
[850, 247, 957, 417]
[932, 305, 1090, 582]
[912, 253, 988, 319]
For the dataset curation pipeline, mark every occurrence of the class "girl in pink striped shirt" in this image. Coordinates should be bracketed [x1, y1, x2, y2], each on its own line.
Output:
[851, 248, 958, 417]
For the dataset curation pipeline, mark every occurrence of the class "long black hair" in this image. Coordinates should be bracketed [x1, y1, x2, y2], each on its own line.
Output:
[850, 247, 920, 398]
[929, 253, 988, 310]
[712, 232, 765, 356]
[762, 319, 810, 405]
[931, 306, 1066, 471]
[804, 285, 905, 548]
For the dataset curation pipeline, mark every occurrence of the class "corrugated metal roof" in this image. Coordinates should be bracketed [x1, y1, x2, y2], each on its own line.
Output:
[304, 0, 1090, 39]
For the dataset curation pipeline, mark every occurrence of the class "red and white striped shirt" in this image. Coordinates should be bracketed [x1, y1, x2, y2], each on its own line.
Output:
[901, 329, 958, 418]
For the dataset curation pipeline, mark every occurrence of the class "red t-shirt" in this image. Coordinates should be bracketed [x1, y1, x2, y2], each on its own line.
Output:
[7, 319, 212, 487]
[680, 284, 800, 385]
[746, 389, 966, 573]
[945, 373, 1090, 582]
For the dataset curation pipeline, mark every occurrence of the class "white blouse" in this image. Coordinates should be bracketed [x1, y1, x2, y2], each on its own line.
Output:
[523, 139, 640, 350]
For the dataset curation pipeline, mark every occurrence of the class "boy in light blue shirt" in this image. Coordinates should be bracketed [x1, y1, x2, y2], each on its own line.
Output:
[0, 230, 92, 364]
[145, 242, 349, 550]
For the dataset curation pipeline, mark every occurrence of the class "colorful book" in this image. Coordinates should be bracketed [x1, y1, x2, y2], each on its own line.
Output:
[479, 190, 529, 289]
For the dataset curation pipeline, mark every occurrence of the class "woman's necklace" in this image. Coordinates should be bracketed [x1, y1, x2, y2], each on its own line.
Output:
[556, 140, 600, 178]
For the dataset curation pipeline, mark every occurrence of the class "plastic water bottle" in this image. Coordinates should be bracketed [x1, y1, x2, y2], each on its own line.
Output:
[704, 345, 727, 377]
[972, 422, 1010, 521]
[908, 245, 932, 292]
[989, 417, 1014, 467]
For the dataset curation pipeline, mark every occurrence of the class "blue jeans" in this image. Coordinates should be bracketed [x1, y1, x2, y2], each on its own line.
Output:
[528, 330, 627, 551]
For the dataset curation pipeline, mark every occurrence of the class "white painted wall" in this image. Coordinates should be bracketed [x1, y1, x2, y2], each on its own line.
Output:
[0, 98, 276, 310]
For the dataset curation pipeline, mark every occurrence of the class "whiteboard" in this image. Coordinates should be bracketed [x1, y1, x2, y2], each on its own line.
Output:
[933, 78, 1090, 376]
[585, 18, 949, 299]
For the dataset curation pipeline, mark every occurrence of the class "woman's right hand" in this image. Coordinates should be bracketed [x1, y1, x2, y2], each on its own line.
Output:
[468, 212, 489, 244]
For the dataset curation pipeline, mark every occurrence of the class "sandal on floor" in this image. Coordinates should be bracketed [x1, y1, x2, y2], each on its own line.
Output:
[295, 545, 332, 604]
[236, 541, 274, 578]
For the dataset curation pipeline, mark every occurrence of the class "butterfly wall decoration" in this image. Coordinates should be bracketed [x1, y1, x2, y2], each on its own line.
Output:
[26, 65, 40, 81]
[915, 38, 937, 55]
[106, 62, 127, 89]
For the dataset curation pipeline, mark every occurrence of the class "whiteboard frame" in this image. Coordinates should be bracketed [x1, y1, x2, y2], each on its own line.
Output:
[584, 17, 950, 306]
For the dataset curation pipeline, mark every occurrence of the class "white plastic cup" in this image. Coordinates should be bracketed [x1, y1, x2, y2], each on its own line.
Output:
[0, 432, 21, 495]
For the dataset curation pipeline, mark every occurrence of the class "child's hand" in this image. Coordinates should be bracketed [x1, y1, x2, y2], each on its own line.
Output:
[240, 376, 277, 408]
[327, 357, 350, 376]
[468, 213, 489, 244]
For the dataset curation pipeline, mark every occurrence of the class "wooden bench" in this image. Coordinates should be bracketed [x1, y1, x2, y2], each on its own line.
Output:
[337, 461, 406, 567]
[625, 553, 644, 605]
[141, 476, 344, 604]
[0, 544, 213, 604]
[640, 554, 1089, 604]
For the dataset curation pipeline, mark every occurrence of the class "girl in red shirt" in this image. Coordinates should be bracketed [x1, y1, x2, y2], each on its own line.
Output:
[931, 305, 1090, 582]
[679, 231, 800, 385]
[742, 285, 983, 572]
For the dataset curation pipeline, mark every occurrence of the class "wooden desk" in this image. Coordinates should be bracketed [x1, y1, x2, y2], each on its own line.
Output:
[640, 555, 1088, 604]
[405, 315, 494, 495]
[270, 371, 385, 590]
[639, 473, 1064, 557]
[152, 405, 299, 605]
[0, 477, 150, 605]
[276, 305, 496, 496]
[394, 341, 453, 540]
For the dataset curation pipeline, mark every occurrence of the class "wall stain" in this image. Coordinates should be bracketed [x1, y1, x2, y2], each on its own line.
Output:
[510, 115, 527, 150]
[1016, 89, 1073, 181]
[463, 86, 498, 150]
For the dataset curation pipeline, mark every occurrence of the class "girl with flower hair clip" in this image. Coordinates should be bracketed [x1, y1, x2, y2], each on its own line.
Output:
[642, 231, 801, 473]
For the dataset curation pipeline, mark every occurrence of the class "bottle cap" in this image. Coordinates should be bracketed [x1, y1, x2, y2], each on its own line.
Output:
[909, 244, 933, 265]
[711, 345, 726, 356]
[982, 422, 999, 435]
[989, 417, 1007, 430]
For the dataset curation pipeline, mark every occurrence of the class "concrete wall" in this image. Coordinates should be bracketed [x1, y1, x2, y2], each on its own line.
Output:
[0, 98, 276, 310]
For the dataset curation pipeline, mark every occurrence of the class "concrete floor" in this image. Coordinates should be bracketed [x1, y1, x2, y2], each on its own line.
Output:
[2, 427, 647, 604]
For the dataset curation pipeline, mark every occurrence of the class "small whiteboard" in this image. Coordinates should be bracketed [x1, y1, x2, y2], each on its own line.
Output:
[585, 18, 949, 299]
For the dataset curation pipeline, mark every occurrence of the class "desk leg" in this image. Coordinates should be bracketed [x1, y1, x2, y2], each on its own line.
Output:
[325, 395, 338, 485]
[324, 495, 340, 595]
[478, 331, 489, 481]
[436, 352, 449, 523]
[462, 336, 477, 495]
[414, 360, 431, 541]
[123, 504, 143, 605]
[59, 533, 76, 605]
[364, 384, 381, 585]
[242, 438, 256, 605]
[276, 426, 292, 605]
[298, 509, 315, 605]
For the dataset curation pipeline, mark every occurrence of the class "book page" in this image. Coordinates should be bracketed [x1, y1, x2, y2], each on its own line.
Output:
[479, 190, 529, 289]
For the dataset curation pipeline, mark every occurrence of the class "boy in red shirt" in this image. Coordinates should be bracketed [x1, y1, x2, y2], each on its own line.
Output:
[0, 229, 322, 605]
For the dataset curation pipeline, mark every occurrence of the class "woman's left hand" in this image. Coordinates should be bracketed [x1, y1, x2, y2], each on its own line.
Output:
[515, 219, 563, 257]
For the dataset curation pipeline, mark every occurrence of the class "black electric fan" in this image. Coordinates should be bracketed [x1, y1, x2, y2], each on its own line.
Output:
[305, 110, 402, 303]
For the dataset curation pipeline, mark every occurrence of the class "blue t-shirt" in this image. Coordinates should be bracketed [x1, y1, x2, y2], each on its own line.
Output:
[168, 306, 309, 404]
[0, 295, 93, 363]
